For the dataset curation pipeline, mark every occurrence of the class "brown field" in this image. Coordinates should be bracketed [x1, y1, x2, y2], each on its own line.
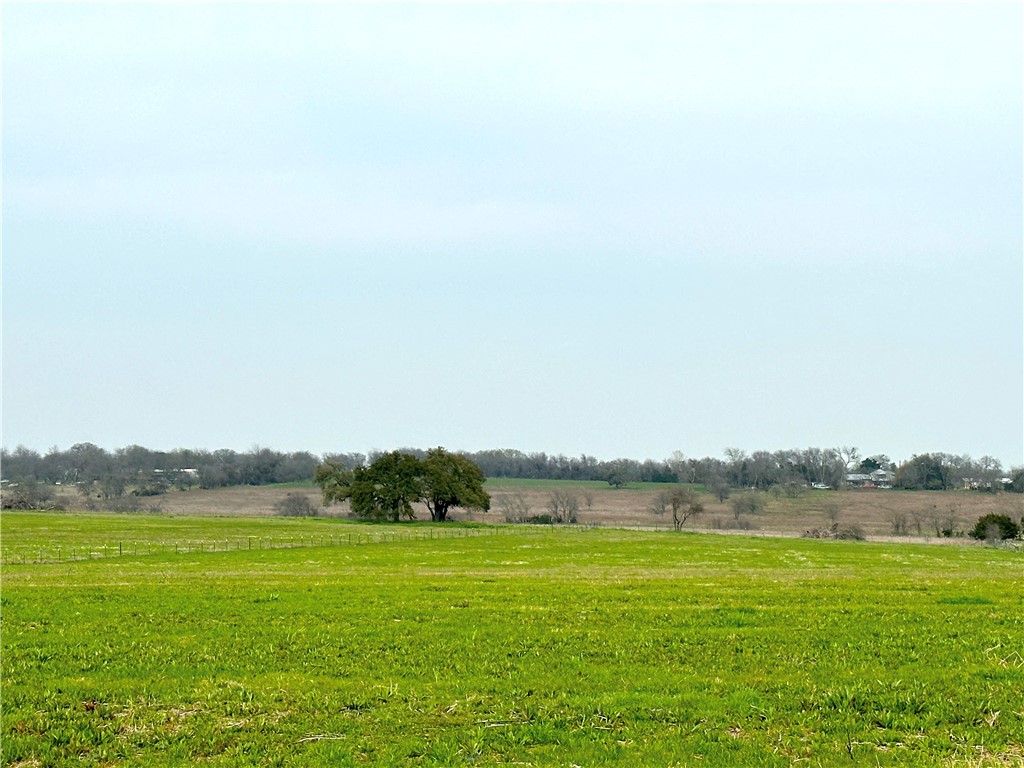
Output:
[54, 481, 1023, 542]
[483, 482, 1023, 540]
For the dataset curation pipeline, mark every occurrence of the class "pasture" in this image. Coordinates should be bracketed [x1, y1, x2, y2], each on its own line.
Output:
[2, 512, 1022, 766]
[42, 480, 1024, 539]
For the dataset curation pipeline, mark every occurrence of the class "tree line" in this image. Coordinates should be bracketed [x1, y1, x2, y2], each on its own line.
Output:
[457, 447, 1021, 493]
[2, 442, 1021, 504]
[0, 443, 320, 497]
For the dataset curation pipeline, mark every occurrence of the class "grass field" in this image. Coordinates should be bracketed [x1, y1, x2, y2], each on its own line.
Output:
[2, 513, 1022, 766]
[0, 512, 504, 565]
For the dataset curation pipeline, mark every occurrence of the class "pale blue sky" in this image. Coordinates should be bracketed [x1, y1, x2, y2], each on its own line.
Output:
[3, 3, 1022, 466]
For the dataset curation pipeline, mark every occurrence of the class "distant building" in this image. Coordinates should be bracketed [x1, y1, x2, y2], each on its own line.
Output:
[845, 469, 893, 488]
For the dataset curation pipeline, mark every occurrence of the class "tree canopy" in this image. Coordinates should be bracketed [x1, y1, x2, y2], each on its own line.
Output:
[421, 447, 490, 522]
[313, 447, 490, 522]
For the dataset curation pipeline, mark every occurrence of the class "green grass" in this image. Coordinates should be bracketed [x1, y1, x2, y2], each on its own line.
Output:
[0, 511, 492, 563]
[2, 514, 1022, 767]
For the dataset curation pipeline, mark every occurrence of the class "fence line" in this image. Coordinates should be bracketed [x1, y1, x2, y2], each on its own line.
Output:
[0, 522, 585, 566]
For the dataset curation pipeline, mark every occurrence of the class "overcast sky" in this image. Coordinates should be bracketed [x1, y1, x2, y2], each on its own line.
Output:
[3, 3, 1022, 466]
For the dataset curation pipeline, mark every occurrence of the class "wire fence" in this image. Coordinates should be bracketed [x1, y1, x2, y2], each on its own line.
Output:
[0, 523, 594, 566]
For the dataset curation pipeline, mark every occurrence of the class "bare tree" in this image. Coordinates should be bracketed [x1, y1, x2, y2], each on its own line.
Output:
[837, 446, 860, 473]
[927, 502, 961, 537]
[547, 489, 579, 523]
[909, 509, 925, 536]
[885, 508, 909, 535]
[666, 451, 688, 482]
[668, 487, 703, 530]
[648, 492, 669, 517]
[724, 447, 749, 487]
[497, 492, 531, 523]
[582, 489, 594, 511]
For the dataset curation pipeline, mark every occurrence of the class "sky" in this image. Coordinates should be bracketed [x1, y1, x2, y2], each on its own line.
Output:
[3, 3, 1022, 467]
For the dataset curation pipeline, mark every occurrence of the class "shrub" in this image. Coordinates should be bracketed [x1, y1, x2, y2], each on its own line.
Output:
[801, 524, 865, 541]
[834, 525, 866, 541]
[85, 496, 161, 513]
[969, 514, 1020, 541]
[274, 493, 319, 517]
[730, 492, 766, 519]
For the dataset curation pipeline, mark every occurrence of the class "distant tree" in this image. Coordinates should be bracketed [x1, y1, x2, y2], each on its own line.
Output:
[730, 491, 766, 520]
[748, 451, 781, 490]
[895, 454, 954, 490]
[859, 456, 882, 471]
[278, 451, 320, 484]
[98, 474, 127, 500]
[970, 514, 1020, 542]
[770, 481, 805, 499]
[68, 442, 113, 482]
[313, 448, 489, 523]
[420, 447, 490, 522]
[799, 447, 844, 489]
[133, 476, 169, 497]
[837, 446, 860, 472]
[582, 489, 594, 511]
[115, 444, 163, 476]
[927, 503, 961, 538]
[1008, 468, 1024, 493]
[241, 445, 281, 485]
[971, 455, 1004, 492]
[497, 492, 531, 522]
[547, 489, 579, 523]
[668, 487, 703, 530]
[0, 446, 42, 481]
[313, 461, 355, 506]
[666, 451, 688, 483]
[885, 508, 910, 536]
[349, 451, 423, 522]
[321, 452, 367, 471]
[708, 477, 731, 503]
[937, 453, 971, 490]
[724, 447, 749, 487]
[605, 460, 634, 488]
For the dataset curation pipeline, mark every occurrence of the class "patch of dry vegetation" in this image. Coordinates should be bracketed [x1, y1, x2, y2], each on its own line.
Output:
[50, 482, 1022, 541]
